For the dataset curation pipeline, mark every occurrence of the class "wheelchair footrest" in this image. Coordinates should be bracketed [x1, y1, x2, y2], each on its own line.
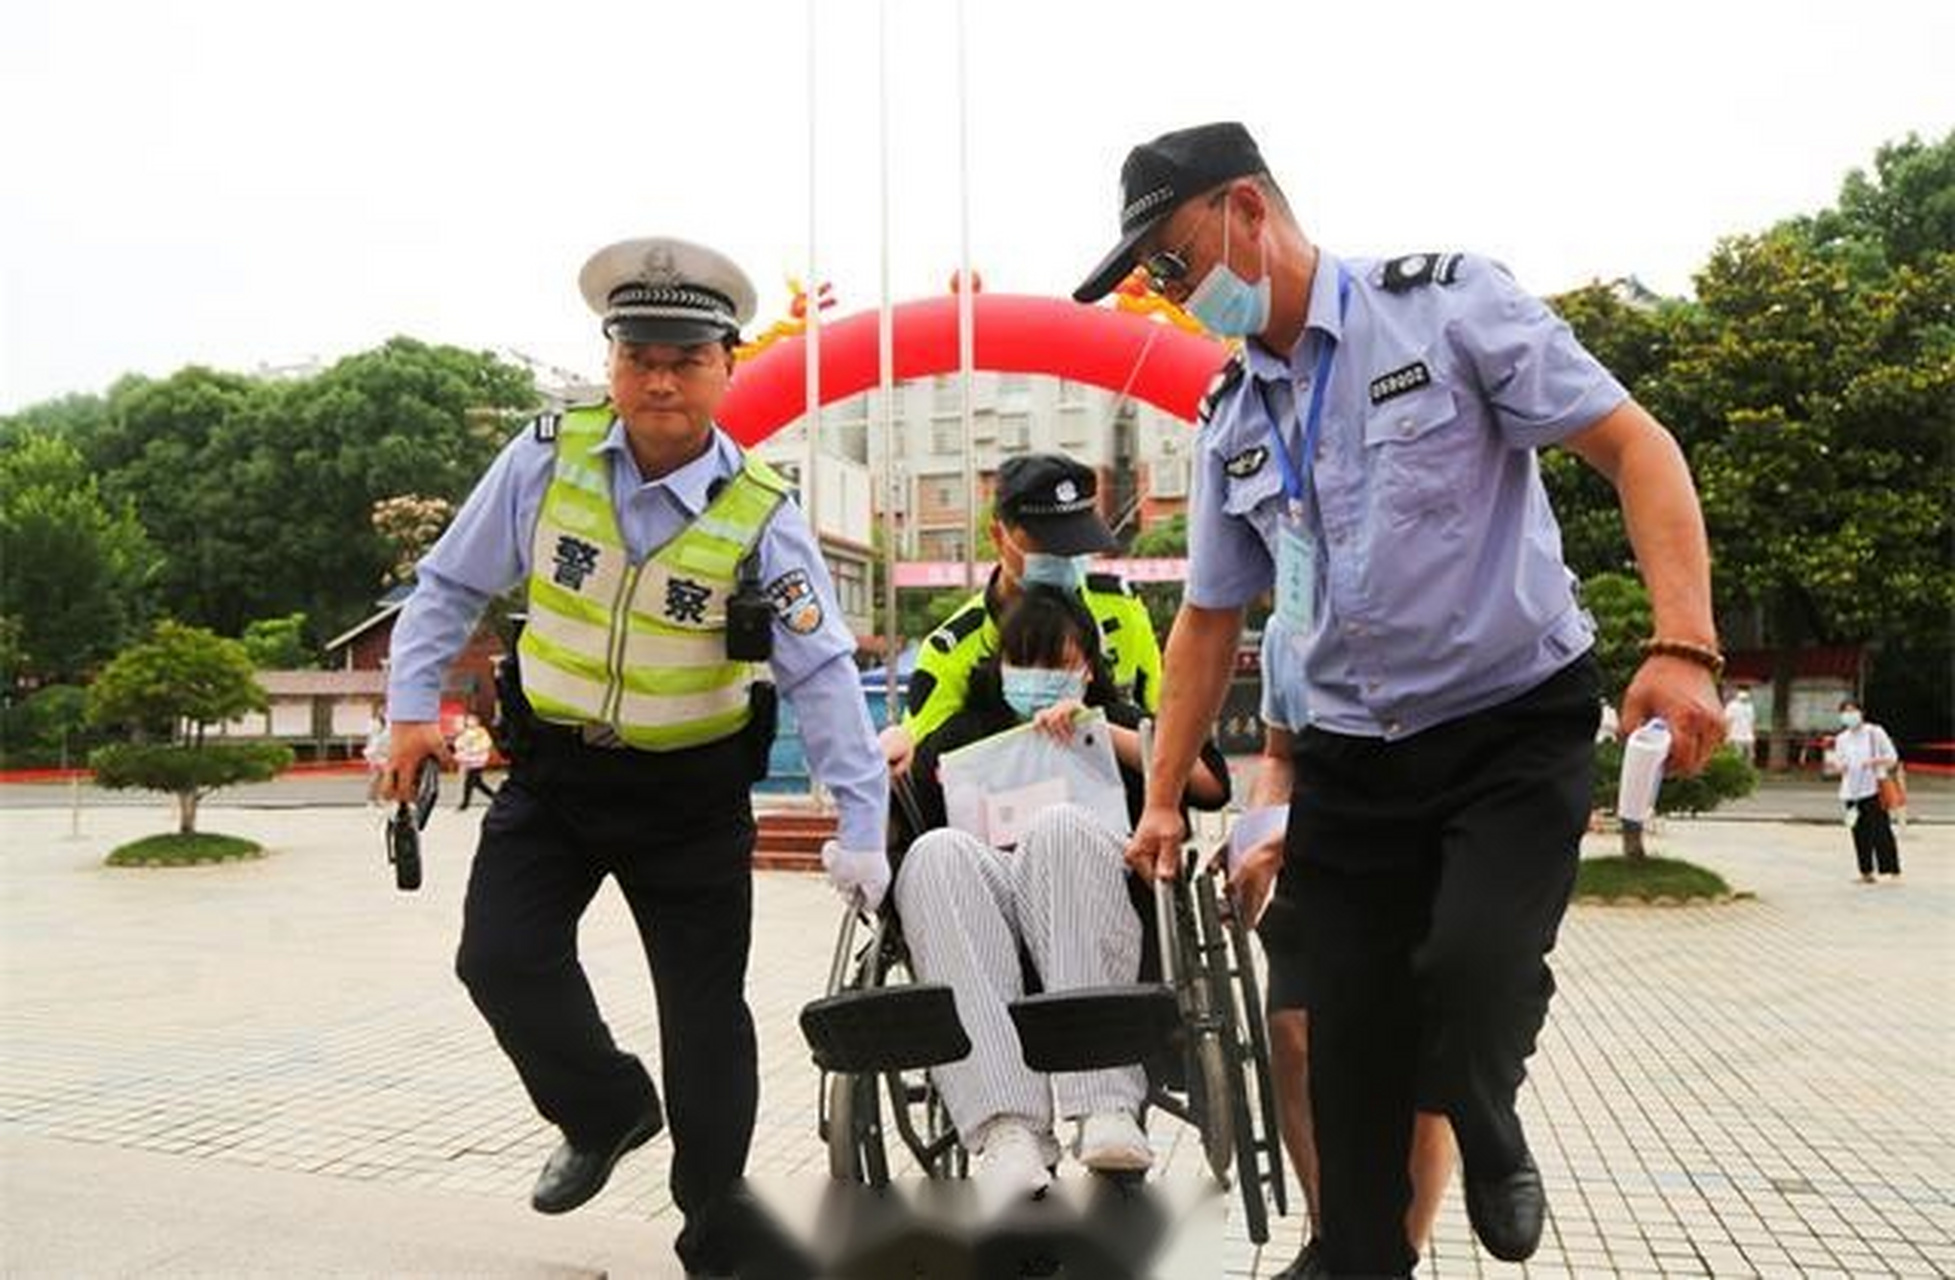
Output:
[1010, 985, 1180, 1074]
[800, 984, 971, 1074]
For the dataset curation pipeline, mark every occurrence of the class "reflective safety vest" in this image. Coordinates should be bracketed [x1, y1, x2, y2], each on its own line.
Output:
[516, 408, 791, 751]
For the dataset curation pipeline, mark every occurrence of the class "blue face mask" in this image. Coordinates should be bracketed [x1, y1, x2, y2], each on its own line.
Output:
[1840, 710, 1863, 730]
[1184, 216, 1270, 337]
[1020, 552, 1092, 592]
[1001, 666, 1087, 720]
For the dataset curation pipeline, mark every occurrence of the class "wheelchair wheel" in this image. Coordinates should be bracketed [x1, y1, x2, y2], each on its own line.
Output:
[1194, 873, 1273, 1246]
[1225, 888, 1288, 1219]
[826, 1069, 890, 1186]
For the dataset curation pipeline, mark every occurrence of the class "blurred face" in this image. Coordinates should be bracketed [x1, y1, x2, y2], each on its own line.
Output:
[607, 340, 734, 443]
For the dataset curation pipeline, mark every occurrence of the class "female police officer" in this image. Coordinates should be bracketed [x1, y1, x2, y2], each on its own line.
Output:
[384, 236, 888, 1279]
[1086, 124, 1725, 1278]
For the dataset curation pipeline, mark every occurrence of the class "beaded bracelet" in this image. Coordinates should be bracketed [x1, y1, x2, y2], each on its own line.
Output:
[1639, 637, 1725, 679]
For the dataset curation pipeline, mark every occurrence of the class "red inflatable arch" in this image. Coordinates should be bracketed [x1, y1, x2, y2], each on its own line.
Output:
[717, 294, 1229, 447]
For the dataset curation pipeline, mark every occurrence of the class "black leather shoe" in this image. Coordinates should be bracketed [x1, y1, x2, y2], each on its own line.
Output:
[1465, 1151, 1546, 1261]
[530, 1104, 663, 1215]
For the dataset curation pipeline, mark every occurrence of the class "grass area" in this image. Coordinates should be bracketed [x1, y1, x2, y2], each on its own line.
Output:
[105, 832, 264, 867]
[1576, 855, 1731, 903]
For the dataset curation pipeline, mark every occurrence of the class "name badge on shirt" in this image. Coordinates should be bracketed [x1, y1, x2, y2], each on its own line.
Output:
[1275, 509, 1316, 634]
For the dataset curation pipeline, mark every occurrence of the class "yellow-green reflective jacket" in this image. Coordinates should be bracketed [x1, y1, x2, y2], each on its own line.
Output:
[515, 407, 790, 751]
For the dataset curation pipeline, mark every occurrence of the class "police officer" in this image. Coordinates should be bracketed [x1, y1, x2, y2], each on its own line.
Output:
[384, 236, 888, 1279]
[880, 453, 1163, 771]
[1088, 124, 1725, 1277]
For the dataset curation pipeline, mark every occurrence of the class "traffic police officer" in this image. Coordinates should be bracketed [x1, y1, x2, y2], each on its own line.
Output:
[880, 453, 1163, 770]
[385, 236, 888, 1278]
[1087, 124, 1725, 1278]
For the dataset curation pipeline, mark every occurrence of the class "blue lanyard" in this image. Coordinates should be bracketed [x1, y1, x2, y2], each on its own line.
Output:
[1261, 266, 1351, 516]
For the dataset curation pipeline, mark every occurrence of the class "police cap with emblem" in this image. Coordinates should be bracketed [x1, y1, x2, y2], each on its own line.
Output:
[994, 454, 1119, 556]
[1073, 121, 1269, 304]
[578, 236, 758, 347]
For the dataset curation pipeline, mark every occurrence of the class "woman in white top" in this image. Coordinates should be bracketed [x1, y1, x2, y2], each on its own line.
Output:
[1830, 699, 1901, 882]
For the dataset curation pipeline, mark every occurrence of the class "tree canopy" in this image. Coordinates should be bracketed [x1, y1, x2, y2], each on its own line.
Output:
[1545, 130, 1953, 742]
[2, 339, 537, 649]
[0, 432, 162, 685]
[86, 622, 292, 833]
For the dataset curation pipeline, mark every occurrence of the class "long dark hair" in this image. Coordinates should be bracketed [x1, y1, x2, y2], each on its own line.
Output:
[996, 587, 1120, 706]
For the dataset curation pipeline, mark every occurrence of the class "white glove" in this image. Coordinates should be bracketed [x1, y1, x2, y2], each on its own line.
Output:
[820, 839, 891, 912]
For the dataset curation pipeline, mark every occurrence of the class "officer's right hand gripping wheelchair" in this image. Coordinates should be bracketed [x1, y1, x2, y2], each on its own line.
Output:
[797, 764, 1289, 1262]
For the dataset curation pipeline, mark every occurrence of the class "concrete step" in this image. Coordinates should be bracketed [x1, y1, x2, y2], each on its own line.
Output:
[754, 810, 836, 873]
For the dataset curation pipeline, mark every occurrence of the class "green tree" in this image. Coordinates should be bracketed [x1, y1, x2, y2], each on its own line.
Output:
[1126, 514, 1188, 641]
[6, 341, 540, 641]
[0, 433, 162, 685]
[240, 613, 313, 669]
[1544, 135, 1954, 760]
[86, 622, 292, 834]
[1581, 572, 1653, 702]
[0, 684, 96, 769]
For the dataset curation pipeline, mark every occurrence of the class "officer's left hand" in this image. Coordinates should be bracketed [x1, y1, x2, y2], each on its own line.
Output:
[820, 840, 892, 912]
[1621, 655, 1725, 775]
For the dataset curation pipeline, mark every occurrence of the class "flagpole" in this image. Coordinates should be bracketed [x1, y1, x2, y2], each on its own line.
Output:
[955, 0, 976, 591]
[877, 0, 901, 725]
[803, 0, 821, 532]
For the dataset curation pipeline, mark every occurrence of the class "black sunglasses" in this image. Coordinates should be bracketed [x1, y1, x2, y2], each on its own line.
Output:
[385, 757, 440, 892]
[1139, 190, 1231, 295]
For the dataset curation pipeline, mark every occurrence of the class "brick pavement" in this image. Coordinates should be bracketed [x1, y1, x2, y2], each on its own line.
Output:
[0, 802, 1949, 1277]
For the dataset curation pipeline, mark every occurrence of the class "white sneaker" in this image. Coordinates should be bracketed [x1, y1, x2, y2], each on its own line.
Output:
[1076, 1110, 1152, 1172]
[972, 1119, 1054, 1216]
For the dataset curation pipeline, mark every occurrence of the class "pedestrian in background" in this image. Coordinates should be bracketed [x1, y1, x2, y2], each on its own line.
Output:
[453, 714, 498, 811]
[1828, 699, 1901, 883]
[1723, 688, 1757, 765]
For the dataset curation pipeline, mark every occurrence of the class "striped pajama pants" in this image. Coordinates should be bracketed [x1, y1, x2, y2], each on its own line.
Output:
[893, 803, 1148, 1148]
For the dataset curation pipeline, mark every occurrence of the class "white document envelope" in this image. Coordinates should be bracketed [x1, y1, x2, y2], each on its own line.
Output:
[938, 709, 1131, 850]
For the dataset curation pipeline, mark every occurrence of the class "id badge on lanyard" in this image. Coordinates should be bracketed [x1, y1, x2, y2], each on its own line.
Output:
[1265, 268, 1347, 637]
[1275, 503, 1316, 632]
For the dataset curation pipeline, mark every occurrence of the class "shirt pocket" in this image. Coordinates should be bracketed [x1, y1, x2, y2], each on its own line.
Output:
[1361, 381, 1470, 516]
[1219, 458, 1285, 543]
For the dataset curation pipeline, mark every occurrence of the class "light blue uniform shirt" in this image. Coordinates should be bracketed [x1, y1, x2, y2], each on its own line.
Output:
[1189, 251, 1627, 741]
[387, 416, 889, 852]
[1258, 618, 1309, 733]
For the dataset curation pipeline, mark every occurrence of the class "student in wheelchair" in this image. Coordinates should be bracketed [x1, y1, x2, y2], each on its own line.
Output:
[891, 586, 1233, 1213]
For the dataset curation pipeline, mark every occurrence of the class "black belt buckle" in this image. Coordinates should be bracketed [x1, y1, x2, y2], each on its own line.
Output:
[385, 757, 439, 892]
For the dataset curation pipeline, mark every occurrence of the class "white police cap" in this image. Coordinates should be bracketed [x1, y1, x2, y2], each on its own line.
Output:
[578, 236, 758, 346]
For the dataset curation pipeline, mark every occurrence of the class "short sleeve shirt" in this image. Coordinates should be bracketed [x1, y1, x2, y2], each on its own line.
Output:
[1188, 251, 1628, 740]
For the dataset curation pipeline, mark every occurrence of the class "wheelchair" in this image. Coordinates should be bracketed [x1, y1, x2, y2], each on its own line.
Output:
[799, 773, 1289, 1248]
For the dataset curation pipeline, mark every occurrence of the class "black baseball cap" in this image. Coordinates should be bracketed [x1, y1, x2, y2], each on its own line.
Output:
[1073, 121, 1270, 303]
[994, 454, 1118, 556]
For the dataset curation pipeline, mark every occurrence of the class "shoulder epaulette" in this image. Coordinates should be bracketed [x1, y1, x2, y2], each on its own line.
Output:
[1195, 350, 1248, 426]
[1084, 571, 1133, 598]
[927, 602, 988, 654]
[530, 411, 562, 443]
[1380, 253, 1465, 293]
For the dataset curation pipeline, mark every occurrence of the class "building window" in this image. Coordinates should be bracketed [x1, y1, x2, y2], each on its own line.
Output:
[1151, 457, 1189, 498]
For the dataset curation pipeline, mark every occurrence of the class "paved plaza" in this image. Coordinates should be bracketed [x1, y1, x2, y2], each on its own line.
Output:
[1, 798, 1950, 1278]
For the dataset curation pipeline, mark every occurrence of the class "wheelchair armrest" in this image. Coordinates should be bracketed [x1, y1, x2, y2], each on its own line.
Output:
[1009, 985, 1181, 1075]
[800, 984, 972, 1075]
